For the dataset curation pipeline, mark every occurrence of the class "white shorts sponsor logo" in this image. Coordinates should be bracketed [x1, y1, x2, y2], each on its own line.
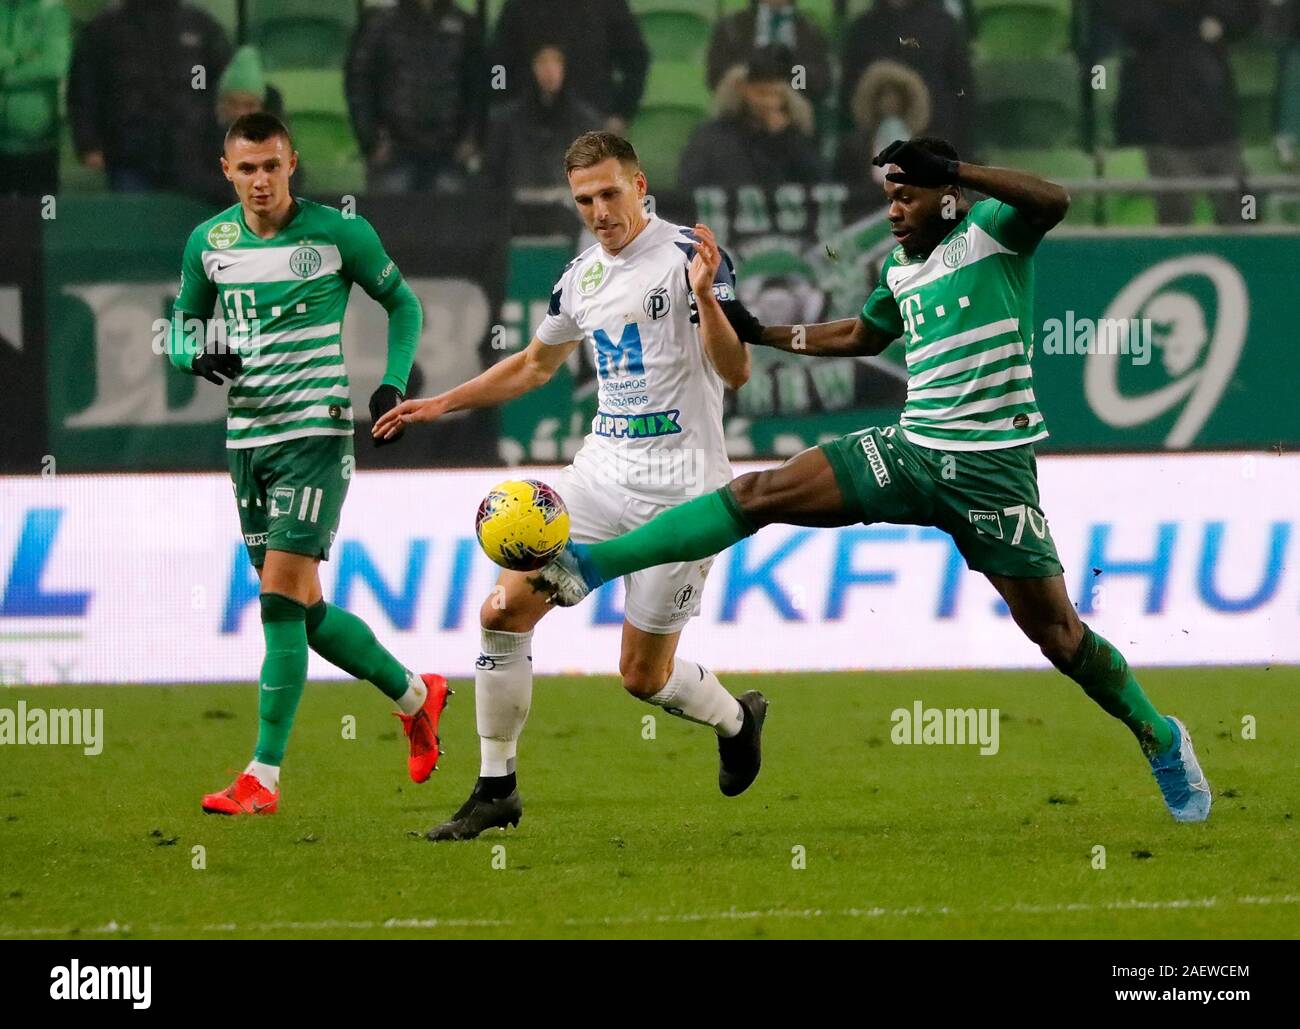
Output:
[861, 435, 891, 487]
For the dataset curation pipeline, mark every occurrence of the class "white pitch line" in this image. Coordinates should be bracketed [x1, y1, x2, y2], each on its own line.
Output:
[2, 895, 1296, 937]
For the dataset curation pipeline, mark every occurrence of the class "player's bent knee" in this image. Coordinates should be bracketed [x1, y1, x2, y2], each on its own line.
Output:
[479, 596, 538, 634]
[1037, 620, 1083, 670]
[619, 660, 669, 700]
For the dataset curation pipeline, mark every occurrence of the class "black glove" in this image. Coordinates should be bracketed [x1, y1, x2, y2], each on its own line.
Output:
[191, 349, 243, 385]
[872, 139, 959, 188]
[369, 384, 404, 447]
[719, 296, 766, 348]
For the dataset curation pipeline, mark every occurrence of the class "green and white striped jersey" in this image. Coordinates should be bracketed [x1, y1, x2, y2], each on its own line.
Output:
[860, 198, 1047, 452]
[174, 198, 403, 449]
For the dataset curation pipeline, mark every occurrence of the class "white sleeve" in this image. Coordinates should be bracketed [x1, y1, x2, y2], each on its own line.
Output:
[536, 271, 582, 345]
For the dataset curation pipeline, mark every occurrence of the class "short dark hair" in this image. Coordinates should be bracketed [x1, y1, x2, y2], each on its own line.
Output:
[225, 111, 293, 151]
[564, 131, 639, 176]
[909, 136, 960, 164]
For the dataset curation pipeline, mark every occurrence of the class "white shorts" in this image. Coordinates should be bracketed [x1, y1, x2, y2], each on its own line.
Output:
[553, 463, 714, 635]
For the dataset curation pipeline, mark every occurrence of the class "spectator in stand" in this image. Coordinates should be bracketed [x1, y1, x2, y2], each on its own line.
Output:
[840, 0, 973, 156]
[184, 46, 306, 207]
[67, 0, 231, 192]
[346, 0, 487, 194]
[679, 47, 825, 192]
[0, 0, 70, 196]
[706, 0, 832, 108]
[1100, 0, 1261, 225]
[833, 61, 932, 196]
[484, 43, 602, 194]
[491, 0, 648, 135]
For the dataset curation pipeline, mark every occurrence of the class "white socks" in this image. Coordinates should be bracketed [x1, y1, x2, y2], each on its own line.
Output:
[394, 670, 427, 716]
[646, 658, 744, 738]
[245, 760, 280, 790]
[476, 628, 533, 777]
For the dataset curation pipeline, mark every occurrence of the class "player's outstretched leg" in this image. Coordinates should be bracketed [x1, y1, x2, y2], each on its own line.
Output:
[427, 573, 548, 841]
[991, 574, 1211, 823]
[539, 447, 852, 606]
[202, 592, 308, 815]
[303, 600, 449, 782]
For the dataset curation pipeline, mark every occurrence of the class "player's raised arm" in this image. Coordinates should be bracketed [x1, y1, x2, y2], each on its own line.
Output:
[687, 224, 750, 390]
[372, 335, 579, 440]
[874, 139, 1071, 234]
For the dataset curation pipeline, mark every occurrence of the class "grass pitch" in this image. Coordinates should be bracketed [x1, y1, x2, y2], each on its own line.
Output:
[0, 668, 1296, 939]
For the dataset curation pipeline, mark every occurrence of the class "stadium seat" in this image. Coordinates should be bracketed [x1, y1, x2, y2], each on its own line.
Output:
[291, 114, 365, 197]
[248, 0, 358, 71]
[640, 59, 710, 114]
[1098, 148, 1156, 226]
[639, 10, 714, 64]
[1244, 144, 1300, 224]
[271, 69, 362, 196]
[792, 0, 837, 38]
[65, 0, 110, 30]
[974, 55, 1081, 148]
[628, 106, 704, 191]
[1279, 43, 1300, 145]
[971, 0, 1071, 59]
[193, 0, 240, 42]
[633, 0, 713, 15]
[272, 69, 349, 119]
[982, 148, 1098, 226]
[1231, 42, 1280, 146]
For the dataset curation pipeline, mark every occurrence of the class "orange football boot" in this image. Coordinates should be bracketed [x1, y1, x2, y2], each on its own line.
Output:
[396, 673, 452, 783]
[202, 772, 279, 815]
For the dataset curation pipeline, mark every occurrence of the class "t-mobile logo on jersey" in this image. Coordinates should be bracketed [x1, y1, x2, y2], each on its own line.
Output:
[899, 294, 925, 345]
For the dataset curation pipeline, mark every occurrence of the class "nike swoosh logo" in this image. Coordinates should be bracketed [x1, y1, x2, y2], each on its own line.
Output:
[260, 683, 291, 692]
[251, 800, 275, 812]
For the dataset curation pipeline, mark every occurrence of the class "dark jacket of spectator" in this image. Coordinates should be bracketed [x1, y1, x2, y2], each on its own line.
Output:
[1100, 0, 1260, 147]
[706, 1, 833, 106]
[840, 0, 972, 155]
[679, 63, 825, 191]
[346, 0, 486, 158]
[67, 0, 231, 188]
[483, 53, 602, 194]
[491, 0, 648, 125]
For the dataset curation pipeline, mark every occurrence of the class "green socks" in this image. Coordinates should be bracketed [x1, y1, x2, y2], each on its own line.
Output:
[305, 600, 410, 703]
[1064, 626, 1173, 755]
[587, 486, 757, 583]
[253, 593, 309, 766]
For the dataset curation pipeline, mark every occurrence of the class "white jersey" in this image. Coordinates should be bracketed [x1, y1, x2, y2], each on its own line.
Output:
[536, 213, 735, 503]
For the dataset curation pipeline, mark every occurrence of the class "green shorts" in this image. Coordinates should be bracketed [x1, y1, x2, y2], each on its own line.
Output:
[819, 424, 1063, 579]
[227, 433, 353, 567]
